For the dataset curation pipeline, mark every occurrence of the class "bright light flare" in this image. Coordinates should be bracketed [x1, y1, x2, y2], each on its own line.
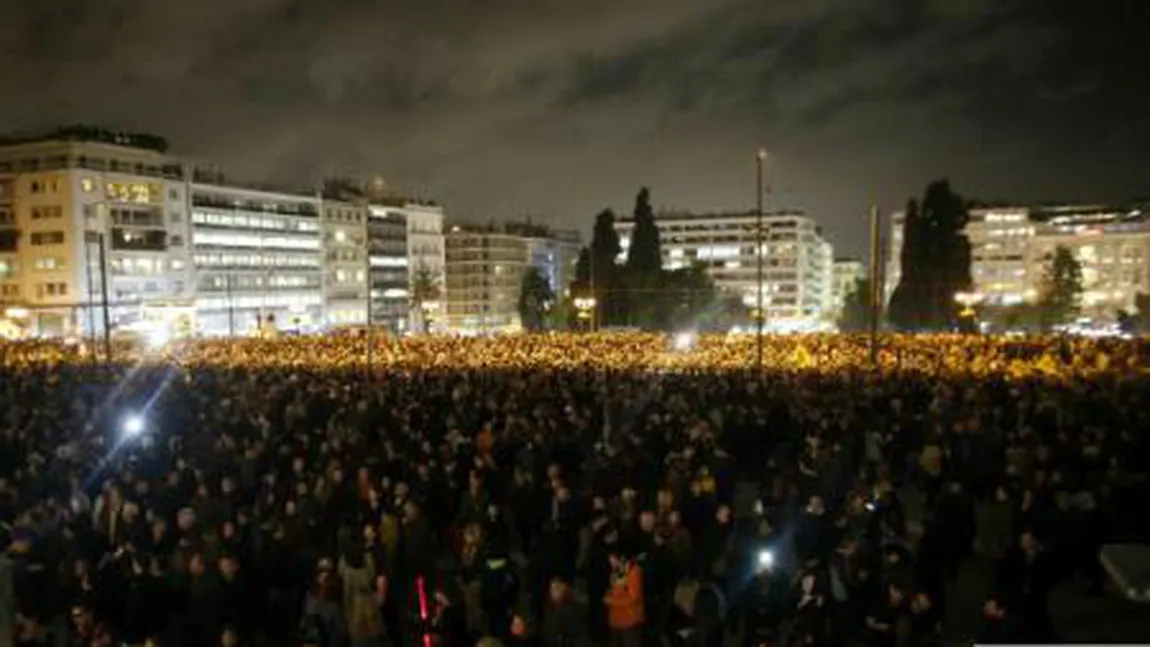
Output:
[122, 414, 145, 437]
[757, 549, 775, 570]
[673, 331, 696, 351]
[146, 327, 170, 349]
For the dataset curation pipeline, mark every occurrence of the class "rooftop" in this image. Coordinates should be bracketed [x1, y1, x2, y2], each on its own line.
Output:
[616, 209, 807, 223]
[0, 125, 170, 153]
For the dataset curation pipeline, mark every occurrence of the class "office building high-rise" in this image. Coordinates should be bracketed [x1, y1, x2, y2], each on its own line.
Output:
[613, 210, 836, 330]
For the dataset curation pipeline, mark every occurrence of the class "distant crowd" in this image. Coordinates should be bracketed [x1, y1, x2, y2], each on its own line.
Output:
[1, 333, 1147, 647]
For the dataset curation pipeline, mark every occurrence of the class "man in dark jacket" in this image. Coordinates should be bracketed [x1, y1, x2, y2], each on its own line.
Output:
[540, 577, 585, 647]
[995, 532, 1055, 642]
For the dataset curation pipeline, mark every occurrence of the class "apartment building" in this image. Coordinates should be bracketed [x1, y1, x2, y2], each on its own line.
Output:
[445, 227, 529, 333]
[0, 129, 192, 337]
[887, 203, 1149, 324]
[188, 181, 324, 335]
[366, 205, 410, 333]
[965, 207, 1035, 307]
[443, 223, 581, 334]
[321, 200, 369, 326]
[370, 200, 446, 332]
[1023, 205, 1149, 320]
[613, 210, 836, 330]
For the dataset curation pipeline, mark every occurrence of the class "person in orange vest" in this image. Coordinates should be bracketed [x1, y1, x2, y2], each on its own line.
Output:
[604, 549, 645, 647]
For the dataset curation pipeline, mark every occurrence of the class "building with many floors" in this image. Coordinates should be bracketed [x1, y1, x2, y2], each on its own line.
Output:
[0, 130, 192, 336]
[189, 181, 324, 335]
[366, 205, 410, 333]
[971, 205, 1149, 321]
[321, 199, 369, 327]
[369, 200, 446, 333]
[885, 203, 1150, 324]
[613, 210, 835, 330]
[444, 223, 580, 334]
[0, 129, 448, 338]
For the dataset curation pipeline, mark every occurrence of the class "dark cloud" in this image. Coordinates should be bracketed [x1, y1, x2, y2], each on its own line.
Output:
[2, 0, 1147, 255]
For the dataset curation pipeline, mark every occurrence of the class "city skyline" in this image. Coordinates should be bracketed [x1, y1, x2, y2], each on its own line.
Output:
[4, 1, 1148, 257]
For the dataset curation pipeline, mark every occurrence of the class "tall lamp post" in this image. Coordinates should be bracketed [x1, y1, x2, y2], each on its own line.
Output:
[755, 149, 767, 376]
[365, 248, 374, 371]
[85, 231, 112, 363]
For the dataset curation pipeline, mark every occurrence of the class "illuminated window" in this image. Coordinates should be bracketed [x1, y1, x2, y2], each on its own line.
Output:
[34, 257, 65, 270]
[106, 182, 157, 204]
[81, 178, 95, 192]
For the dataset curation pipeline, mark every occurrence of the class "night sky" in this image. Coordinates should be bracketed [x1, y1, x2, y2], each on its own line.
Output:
[3, 0, 1148, 256]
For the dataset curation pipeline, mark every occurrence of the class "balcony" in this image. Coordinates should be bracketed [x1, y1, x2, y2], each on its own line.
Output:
[110, 228, 166, 252]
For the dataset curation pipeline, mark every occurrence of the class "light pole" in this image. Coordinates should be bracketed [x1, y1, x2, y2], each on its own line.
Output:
[755, 149, 767, 376]
[225, 273, 235, 337]
[85, 230, 113, 364]
[574, 296, 597, 332]
[868, 206, 882, 367]
[365, 247, 374, 371]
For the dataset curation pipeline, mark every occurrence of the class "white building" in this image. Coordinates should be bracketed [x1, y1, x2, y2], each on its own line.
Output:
[189, 181, 324, 335]
[396, 201, 446, 332]
[963, 204, 1150, 322]
[321, 200, 368, 326]
[1025, 206, 1149, 321]
[0, 129, 458, 338]
[444, 223, 580, 334]
[832, 258, 865, 318]
[966, 207, 1034, 307]
[0, 131, 193, 337]
[613, 210, 835, 330]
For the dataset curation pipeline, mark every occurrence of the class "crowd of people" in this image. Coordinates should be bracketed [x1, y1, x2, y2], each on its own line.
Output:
[1, 333, 1147, 647]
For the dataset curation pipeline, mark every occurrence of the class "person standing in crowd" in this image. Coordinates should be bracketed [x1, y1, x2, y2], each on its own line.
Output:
[604, 550, 644, 647]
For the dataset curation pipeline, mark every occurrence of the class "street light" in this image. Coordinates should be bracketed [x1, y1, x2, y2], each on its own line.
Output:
[574, 296, 597, 331]
[755, 149, 767, 376]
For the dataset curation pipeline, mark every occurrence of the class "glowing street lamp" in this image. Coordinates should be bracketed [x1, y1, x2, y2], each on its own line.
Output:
[574, 296, 597, 330]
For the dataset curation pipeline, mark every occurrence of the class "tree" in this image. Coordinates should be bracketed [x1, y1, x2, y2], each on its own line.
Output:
[838, 278, 871, 333]
[659, 265, 717, 331]
[1036, 246, 1082, 330]
[572, 247, 591, 292]
[590, 210, 621, 325]
[409, 266, 442, 334]
[626, 187, 662, 274]
[1117, 293, 1150, 335]
[518, 267, 555, 332]
[888, 180, 972, 331]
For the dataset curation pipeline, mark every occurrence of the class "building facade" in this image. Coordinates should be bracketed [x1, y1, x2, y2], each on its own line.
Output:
[445, 228, 530, 334]
[1027, 206, 1149, 320]
[613, 210, 835, 330]
[947, 204, 1150, 324]
[0, 132, 192, 337]
[831, 258, 865, 319]
[527, 229, 581, 297]
[366, 206, 409, 333]
[189, 182, 324, 335]
[392, 201, 446, 332]
[965, 207, 1034, 307]
[321, 200, 369, 327]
